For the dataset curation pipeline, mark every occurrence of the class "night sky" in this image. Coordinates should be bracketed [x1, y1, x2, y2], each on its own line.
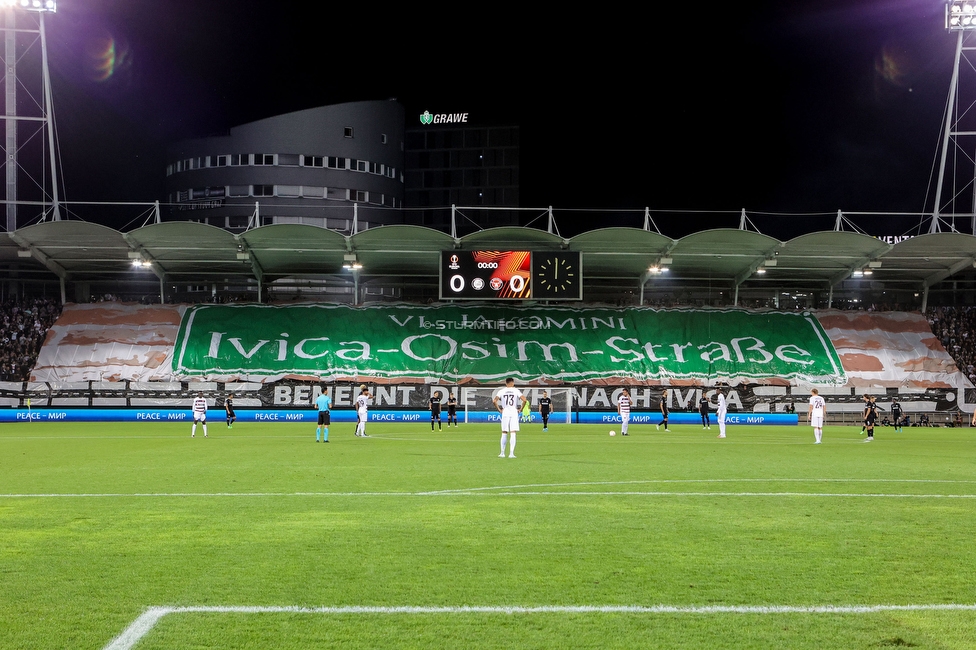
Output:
[33, 0, 959, 238]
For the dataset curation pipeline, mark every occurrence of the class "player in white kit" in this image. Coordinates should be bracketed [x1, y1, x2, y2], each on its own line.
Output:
[493, 377, 525, 458]
[191, 392, 208, 438]
[617, 388, 632, 436]
[716, 388, 728, 438]
[808, 388, 826, 444]
[354, 385, 371, 437]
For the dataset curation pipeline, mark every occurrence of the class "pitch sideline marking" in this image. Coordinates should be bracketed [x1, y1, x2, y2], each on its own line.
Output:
[6, 477, 976, 500]
[102, 603, 976, 650]
[4, 491, 976, 499]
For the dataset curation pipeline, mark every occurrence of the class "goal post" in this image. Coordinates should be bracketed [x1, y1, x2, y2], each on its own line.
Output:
[460, 386, 576, 425]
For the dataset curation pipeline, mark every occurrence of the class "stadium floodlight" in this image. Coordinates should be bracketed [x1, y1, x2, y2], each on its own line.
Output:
[948, 2, 976, 31]
[0, 0, 56, 12]
[755, 267, 767, 275]
[852, 269, 864, 278]
[1, 0, 61, 231]
[342, 253, 362, 270]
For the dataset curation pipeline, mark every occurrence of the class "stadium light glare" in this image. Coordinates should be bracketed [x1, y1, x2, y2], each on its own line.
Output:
[1, 0, 56, 12]
[947, 1, 976, 29]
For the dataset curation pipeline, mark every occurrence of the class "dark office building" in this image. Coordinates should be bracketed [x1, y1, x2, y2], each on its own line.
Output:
[404, 110, 519, 233]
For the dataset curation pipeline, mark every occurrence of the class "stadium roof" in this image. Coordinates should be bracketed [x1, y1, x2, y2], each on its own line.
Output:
[3, 221, 976, 299]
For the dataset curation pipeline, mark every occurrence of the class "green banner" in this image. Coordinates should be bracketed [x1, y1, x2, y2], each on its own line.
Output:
[172, 304, 846, 384]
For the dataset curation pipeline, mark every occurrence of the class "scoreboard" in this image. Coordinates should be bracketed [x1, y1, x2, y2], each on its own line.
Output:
[439, 250, 582, 301]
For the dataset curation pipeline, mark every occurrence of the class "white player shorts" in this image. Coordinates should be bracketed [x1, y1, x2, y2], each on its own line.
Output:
[501, 413, 520, 432]
[358, 408, 368, 421]
[193, 412, 207, 423]
[620, 413, 630, 427]
[811, 415, 824, 428]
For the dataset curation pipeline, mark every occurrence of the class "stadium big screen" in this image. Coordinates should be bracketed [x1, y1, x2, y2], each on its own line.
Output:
[439, 251, 582, 300]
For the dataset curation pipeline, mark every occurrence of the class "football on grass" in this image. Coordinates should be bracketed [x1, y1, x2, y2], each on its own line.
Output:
[609, 430, 616, 436]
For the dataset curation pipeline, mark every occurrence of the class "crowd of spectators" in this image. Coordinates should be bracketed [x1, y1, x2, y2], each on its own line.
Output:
[928, 306, 976, 384]
[0, 297, 61, 382]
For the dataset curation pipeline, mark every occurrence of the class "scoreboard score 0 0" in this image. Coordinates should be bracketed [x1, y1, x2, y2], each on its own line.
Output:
[439, 250, 582, 301]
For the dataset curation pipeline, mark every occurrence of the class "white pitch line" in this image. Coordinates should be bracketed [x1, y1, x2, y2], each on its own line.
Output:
[102, 603, 976, 650]
[417, 477, 976, 495]
[3, 491, 976, 499]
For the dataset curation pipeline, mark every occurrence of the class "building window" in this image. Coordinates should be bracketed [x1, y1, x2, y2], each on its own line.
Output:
[352, 159, 367, 172]
[253, 154, 274, 166]
[191, 187, 226, 199]
[228, 185, 250, 197]
[231, 154, 249, 166]
[344, 127, 354, 138]
[278, 153, 300, 166]
[215, 155, 228, 167]
[327, 157, 346, 170]
[351, 190, 366, 202]
[303, 155, 324, 167]
[385, 166, 396, 179]
[381, 133, 387, 144]
[252, 185, 275, 197]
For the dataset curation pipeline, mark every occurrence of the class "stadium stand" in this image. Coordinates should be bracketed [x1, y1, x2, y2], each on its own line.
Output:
[0, 297, 61, 381]
[929, 306, 976, 385]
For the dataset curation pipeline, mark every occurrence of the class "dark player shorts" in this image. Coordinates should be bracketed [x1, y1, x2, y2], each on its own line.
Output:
[318, 411, 331, 425]
[226, 407, 236, 418]
[447, 406, 456, 416]
[431, 407, 441, 418]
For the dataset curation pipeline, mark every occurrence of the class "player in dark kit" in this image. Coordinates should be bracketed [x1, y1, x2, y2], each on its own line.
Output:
[429, 392, 443, 431]
[864, 396, 878, 442]
[446, 392, 458, 427]
[225, 394, 236, 429]
[656, 389, 671, 432]
[891, 399, 903, 432]
[698, 392, 710, 430]
[538, 390, 552, 431]
[860, 394, 871, 434]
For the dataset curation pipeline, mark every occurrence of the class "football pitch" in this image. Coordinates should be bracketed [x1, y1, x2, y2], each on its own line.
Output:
[2, 420, 976, 649]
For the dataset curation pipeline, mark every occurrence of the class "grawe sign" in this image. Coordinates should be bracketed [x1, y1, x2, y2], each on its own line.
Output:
[172, 304, 845, 384]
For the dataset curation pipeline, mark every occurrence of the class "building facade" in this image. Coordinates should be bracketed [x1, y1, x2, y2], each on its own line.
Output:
[404, 110, 519, 232]
[165, 100, 405, 233]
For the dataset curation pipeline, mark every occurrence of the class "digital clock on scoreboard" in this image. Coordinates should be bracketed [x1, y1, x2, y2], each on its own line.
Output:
[439, 251, 582, 301]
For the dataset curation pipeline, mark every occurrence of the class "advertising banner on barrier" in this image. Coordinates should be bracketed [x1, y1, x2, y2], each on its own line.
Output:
[0, 408, 799, 426]
[171, 304, 846, 384]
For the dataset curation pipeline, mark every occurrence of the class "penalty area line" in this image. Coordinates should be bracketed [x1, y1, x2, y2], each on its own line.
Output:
[103, 603, 976, 650]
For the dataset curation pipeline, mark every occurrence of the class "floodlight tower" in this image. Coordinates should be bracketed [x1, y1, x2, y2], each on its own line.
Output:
[0, 0, 61, 232]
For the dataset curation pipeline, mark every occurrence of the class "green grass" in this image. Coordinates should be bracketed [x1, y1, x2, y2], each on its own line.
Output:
[1, 420, 975, 649]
